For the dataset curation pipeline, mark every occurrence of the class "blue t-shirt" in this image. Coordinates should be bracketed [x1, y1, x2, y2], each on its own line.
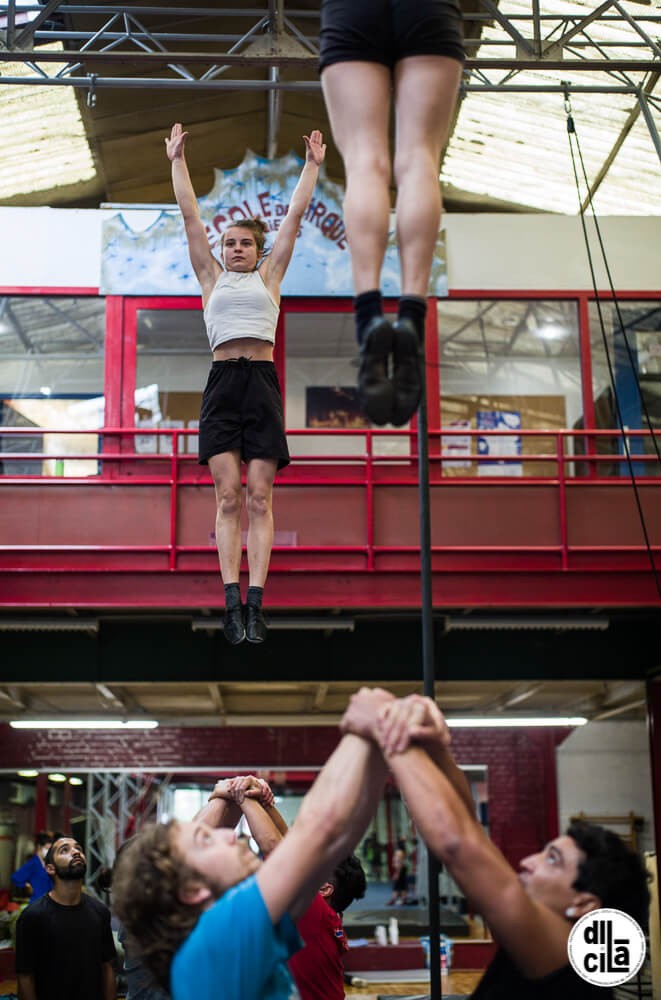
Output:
[11, 854, 53, 902]
[171, 874, 301, 1000]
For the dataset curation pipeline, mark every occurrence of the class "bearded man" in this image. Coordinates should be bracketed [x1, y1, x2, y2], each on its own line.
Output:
[15, 835, 117, 1000]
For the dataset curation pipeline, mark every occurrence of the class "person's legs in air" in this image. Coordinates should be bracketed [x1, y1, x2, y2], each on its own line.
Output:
[244, 457, 278, 643]
[321, 61, 395, 426]
[390, 54, 462, 425]
[209, 451, 245, 645]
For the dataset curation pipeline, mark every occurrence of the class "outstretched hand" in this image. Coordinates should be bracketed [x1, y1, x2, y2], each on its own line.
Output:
[165, 122, 188, 161]
[377, 695, 452, 756]
[303, 129, 326, 167]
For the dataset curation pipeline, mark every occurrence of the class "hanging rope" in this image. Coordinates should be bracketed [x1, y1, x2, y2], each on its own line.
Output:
[563, 83, 661, 601]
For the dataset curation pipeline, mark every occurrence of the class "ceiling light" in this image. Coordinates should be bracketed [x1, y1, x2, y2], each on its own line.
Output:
[447, 717, 587, 728]
[445, 616, 608, 631]
[48, 773, 67, 782]
[0, 618, 99, 632]
[68, 777, 84, 786]
[17, 770, 39, 778]
[536, 324, 568, 341]
[11, 720, 159, 730]
[191, 617, 355, 632]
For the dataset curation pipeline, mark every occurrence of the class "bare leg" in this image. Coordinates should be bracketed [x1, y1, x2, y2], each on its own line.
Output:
[321, 61, 392, 294]
[208, 451, 242, 583]
[245, 458, 278, 589]
[393, 56, 462, 296]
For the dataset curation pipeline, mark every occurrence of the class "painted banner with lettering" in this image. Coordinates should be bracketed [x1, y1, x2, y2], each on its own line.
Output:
[100, 151, 448, 297]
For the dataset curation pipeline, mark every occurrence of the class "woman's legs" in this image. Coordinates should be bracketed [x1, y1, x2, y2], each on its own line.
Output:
[209, 450, 243, 582]
[245, 457, 278, 589]
[321, 61, 393, 295]
[322, 61, 397, 424]
[244, 457, 278, 642]
[209, 450, 244, 644]
[389, 55, 463, 424]
[393, 55, 462, 296]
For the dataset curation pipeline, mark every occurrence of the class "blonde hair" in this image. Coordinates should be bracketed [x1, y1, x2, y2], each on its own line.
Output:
[220, 218, 268, 255]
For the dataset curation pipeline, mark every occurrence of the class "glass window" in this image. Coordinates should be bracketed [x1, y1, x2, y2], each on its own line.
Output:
[0, 295, 105, 476]
[437, 299, 582, 477]
[135, 308, 209, 456]
[589, 300, 661, 477]
[285, 310, 411, 459]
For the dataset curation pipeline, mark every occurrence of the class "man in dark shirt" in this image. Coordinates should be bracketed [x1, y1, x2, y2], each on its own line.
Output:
[340, 688, 650, 1000]
[15, 835, 117, 1000]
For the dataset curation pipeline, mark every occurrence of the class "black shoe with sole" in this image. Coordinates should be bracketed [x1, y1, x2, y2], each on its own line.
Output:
[223, 605, 245, 645]
[357, 315, 394, 426]
[391, 317, 423, 426]
[246, 604, 268, 643]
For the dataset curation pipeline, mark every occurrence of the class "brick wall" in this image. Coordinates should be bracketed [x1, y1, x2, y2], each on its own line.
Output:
[0, 723, 570, 860]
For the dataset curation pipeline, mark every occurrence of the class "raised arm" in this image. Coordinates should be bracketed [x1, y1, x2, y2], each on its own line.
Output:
[228, 777, 286, 858]
[261, 130, 326, 291]
[343, 691, 577, 980]
[165, 123, 220, 303]
[256, 705, 389, 925]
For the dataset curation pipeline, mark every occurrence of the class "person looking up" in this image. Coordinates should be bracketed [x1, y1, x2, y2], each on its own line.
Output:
[165, 123, 326, 644]
[15, 835, 117, 1000]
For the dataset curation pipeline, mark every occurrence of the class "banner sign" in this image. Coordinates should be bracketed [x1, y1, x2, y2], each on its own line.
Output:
[100, 151, 448, 297]
[477, 410, 523, 476]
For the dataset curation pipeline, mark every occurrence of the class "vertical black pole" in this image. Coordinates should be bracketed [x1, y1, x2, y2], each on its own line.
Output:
[417, 368, 442, 999]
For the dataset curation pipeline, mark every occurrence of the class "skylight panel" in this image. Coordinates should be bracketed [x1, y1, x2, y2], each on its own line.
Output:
[445, 0, 661, 214]
[0, 42, 97, 200]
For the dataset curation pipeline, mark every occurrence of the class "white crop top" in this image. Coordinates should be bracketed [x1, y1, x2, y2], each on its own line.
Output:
[203, 269, 279, 351]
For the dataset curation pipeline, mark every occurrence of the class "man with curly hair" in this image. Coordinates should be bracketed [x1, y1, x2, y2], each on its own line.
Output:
[112, 723, 387, 1000]
[216, 775, 367, 1000]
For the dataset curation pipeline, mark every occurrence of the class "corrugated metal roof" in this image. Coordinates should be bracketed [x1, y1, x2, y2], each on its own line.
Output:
[443, 0, 661, 213]
[0, 41, 97, 200]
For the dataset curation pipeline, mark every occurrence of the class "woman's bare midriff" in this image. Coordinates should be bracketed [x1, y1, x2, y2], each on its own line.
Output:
[212, 337, 274, 362]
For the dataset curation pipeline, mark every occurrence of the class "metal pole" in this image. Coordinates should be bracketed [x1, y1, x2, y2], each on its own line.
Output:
[417, 365, 442, 999]
[637, 88, 661, 164]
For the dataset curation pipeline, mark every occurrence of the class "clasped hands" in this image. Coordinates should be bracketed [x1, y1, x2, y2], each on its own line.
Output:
[208, 774, 275, 807]
[340, 688, 451, 757]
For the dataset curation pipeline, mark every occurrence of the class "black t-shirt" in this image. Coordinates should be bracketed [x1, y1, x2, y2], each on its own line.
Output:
[471, 949, 614, 999]
[15, 891, 117, 999]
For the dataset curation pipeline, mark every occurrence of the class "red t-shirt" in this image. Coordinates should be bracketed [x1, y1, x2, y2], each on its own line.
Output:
[289, 893, 348, 1000]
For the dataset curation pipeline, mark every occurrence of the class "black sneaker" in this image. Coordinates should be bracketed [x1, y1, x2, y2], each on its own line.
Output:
[357, 315, 394, 426]
[391, 317, 423, 426]
[223, 605, 245, 645]
[246, 604, 268, 643]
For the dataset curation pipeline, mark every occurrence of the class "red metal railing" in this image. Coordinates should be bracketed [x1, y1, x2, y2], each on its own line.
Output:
[0, 426, 659, 576]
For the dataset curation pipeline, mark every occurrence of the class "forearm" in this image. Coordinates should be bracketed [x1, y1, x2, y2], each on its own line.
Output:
[194, 796, 241, 829]
[265, 803, 288, 837]
[17, 974, 38, 1000]
[171, 156, 200, 219]
[101, 962, 117, 1000]
[288, 161, 319, 218]
[386, 747, 478, 864]
[296, 734, 387, 862]
[426, 745, 476, 819]
[240, 799, 283, 857]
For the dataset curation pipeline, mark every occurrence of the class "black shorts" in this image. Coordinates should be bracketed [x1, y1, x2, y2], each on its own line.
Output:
[198, 358, 290, 470]
[319, 0, 465, 72]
